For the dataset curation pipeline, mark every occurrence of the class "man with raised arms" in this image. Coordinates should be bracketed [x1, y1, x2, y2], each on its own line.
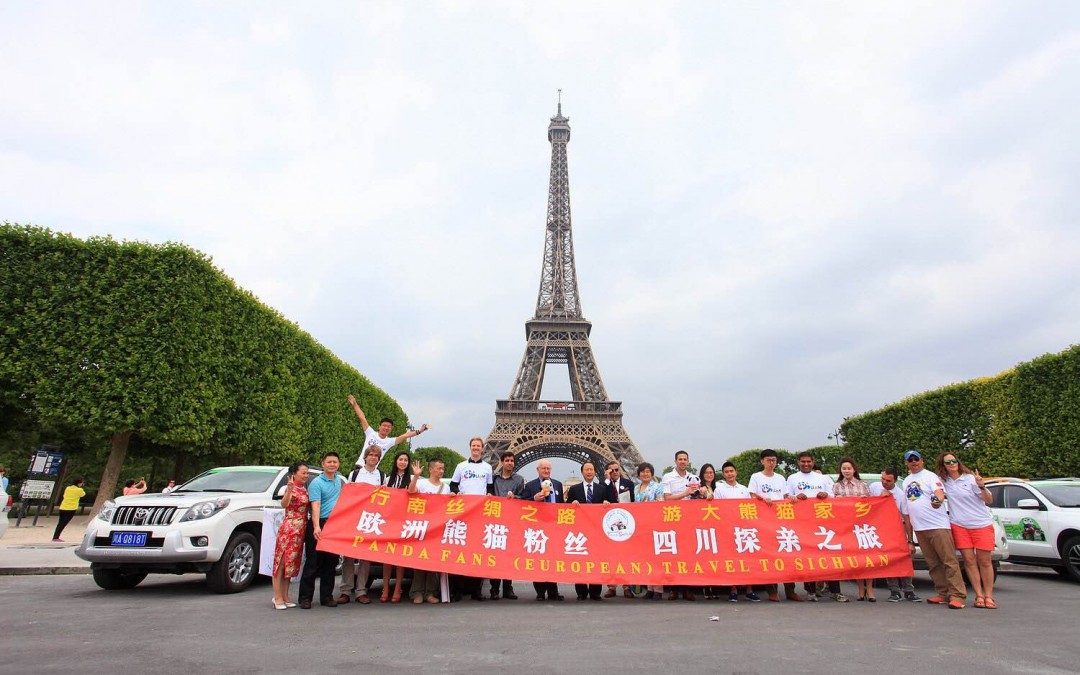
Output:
[347, 394, 428, 466]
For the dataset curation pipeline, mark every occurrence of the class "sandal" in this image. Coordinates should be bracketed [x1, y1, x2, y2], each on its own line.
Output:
[391, 590, 402, 603]
[974, 596, 986, 608]
[380, 591, 390, 603]
[984, 598, 998, 609]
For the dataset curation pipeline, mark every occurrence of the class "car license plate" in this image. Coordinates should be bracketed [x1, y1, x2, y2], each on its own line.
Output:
[110, 531, 148, 547]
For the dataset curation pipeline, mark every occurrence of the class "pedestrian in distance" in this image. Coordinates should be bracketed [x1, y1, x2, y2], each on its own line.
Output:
[52, 477, 85, 542]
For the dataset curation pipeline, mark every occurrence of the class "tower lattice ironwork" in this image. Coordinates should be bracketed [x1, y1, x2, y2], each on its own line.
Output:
[483, 101, 644, 475]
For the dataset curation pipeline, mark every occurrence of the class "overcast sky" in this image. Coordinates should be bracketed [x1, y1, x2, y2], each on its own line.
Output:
[3, 2, 1079, 475]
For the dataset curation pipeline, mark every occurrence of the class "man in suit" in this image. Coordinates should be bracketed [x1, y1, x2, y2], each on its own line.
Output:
[601, 460, 636, 598]
[566, 460, 607, 601]
[521, 459, 564, 602]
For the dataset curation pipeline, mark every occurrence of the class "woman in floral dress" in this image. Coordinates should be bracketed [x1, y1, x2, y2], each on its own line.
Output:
[272, 462, 310, 609]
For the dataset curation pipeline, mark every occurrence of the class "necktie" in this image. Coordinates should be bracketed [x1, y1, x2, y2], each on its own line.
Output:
[587, 484, 593, 503]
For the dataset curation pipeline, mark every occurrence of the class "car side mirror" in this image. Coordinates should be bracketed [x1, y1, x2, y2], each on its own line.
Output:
[1017, 498, 1040, 510]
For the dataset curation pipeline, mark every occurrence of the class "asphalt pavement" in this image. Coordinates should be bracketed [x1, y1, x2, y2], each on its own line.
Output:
[0, 553, 1077, 674]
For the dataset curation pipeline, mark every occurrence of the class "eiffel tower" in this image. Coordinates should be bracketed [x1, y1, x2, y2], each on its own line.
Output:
[483, 100, 645, 475]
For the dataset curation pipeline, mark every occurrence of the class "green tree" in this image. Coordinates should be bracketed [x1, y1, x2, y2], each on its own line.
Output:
[0, 223, 406, 512]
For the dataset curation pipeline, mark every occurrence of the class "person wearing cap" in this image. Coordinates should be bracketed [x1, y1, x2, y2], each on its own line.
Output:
[901, 450, 966, 609]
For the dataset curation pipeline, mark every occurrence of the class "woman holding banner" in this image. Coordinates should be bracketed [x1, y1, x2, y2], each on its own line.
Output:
[635, 462, 665, 600]
[834, 458, 873, 601]
[272, 462, 309, 610]
[380, 451, 412, 603]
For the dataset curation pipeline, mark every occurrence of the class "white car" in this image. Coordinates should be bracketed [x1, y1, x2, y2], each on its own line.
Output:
[985, 478, 1080, 582]
[76, 466, 290, 592]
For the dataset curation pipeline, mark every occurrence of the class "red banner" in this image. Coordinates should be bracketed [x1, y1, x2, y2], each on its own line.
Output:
[318, 484, 913, 585]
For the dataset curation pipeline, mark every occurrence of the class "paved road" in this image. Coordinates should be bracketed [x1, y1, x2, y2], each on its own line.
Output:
[1, 567, 1077, 674]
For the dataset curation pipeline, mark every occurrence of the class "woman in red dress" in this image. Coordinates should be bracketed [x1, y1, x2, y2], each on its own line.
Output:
[272, 462, 310, 610]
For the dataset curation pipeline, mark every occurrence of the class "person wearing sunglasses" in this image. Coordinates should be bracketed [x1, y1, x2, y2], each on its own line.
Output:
[901, 450, 967, 609]
[937, 453, 996, 609]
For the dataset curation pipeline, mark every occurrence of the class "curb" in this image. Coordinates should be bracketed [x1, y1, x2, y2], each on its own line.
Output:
[0, 566, 92, 576]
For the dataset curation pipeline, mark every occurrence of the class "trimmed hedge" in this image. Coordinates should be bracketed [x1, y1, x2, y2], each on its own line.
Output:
[840, 345, 1080, 477]
[0, 223, 406, 510]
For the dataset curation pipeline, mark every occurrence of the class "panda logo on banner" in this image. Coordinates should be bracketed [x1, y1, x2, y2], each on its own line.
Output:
[602, 508, 635, 542]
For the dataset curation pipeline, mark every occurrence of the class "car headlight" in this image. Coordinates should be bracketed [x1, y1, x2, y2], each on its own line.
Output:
[181, 498, 231, 522]
[97, 501, 116, 523]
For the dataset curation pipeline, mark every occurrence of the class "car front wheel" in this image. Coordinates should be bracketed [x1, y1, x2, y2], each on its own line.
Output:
[206, 532, 258, 593]
[1061, 535, 1080, 583]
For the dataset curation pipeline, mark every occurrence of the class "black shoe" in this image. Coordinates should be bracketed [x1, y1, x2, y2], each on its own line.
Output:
[490, 591, 500, 600]
[450, 593, 462, 602]
[320, 598, 338, 607]
[470, 593, 486, 602]
[577, 594, 588, 601]
[550, 594, 565, 601]
[503, 589, 518, 600]
[590, 595, 603, 601]
[299, 599, 312, 609]
[535, 592, 546, 601]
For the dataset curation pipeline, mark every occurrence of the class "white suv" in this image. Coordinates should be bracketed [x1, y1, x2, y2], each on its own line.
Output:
[76, 466, 290, 592]
[985, 478, 1080, 582]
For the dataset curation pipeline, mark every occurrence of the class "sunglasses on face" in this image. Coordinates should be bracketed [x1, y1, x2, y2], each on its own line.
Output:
[905, 457, 920, 462]
[943, 459, 958, 465]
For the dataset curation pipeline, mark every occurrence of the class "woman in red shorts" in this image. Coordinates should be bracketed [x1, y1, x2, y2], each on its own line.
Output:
[938, 452, 996, 608]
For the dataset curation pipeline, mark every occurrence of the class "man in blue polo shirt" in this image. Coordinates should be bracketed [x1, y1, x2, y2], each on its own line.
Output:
[299, 452, 346, 609]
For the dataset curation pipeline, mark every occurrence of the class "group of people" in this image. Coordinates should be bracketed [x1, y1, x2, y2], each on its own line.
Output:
[270, 396, 998, 610]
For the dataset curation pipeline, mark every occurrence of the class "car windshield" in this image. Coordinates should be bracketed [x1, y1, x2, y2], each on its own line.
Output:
[175, 468, 281, 494]
[1037, 484, 1080, 507]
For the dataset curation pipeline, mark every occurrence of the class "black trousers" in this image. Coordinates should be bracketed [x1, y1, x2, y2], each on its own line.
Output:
[298, 518, 336, 602]
[533, 582, 560, 599]
[575, 583, 602, 599]
[490, 578, 515, 594]
[53, 510, 77, 540]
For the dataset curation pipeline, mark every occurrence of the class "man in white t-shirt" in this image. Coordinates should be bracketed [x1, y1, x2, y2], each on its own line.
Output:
[747, 449, 802, 602]
[449, 437, 494, 601]
[871, 467, 919, 602]
[715, 462, 760, 603]
[785, 451, 843, 602]
[661, 450, 701, 600]
[901, 450, 965, 608]
[337, 445, 384, 605]
[408, 458, 448, 604]
[348, 394, 428, 467]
